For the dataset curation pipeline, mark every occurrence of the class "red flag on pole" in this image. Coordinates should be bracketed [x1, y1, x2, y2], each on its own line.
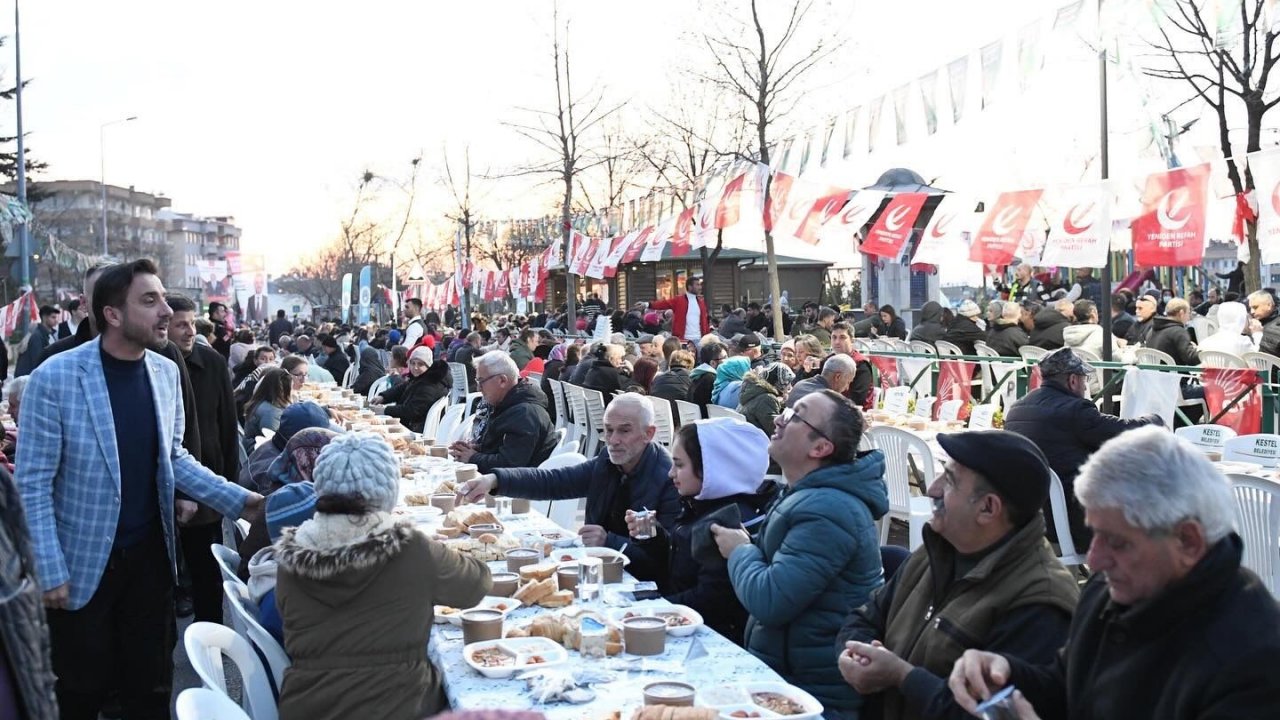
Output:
[1130, 164, 1211, 267]
[858, 192, 927, 259]
[969, 189, 1044, 266]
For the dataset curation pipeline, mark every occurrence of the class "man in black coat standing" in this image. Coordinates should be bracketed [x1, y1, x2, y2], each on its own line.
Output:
[1003, 348, 1160, 548]
[167, 294, 241, 625]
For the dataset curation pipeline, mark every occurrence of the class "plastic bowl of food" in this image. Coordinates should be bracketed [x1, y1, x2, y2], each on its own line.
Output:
[463, 637, 568, 679]
[737, 683, 823, 720]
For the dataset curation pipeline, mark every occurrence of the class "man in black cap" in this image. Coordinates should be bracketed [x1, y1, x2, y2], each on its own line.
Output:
[732, 332, 764, 364]
[835, 431, 1079, 720]
[1125, 291, 1160, 345]
[1004, 347, 1161, 548]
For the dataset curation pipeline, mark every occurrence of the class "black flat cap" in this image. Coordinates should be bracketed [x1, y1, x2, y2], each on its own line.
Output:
[937, 430, 1051, 520]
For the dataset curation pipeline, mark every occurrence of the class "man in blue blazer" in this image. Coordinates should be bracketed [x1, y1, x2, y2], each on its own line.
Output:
[17, 259, 264, 720]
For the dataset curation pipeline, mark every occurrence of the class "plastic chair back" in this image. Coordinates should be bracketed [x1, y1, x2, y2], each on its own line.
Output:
[448, 362, 469, 404]
[908, 340, 937, 355]
[433, 404, 466, 447]
[1175, 424, 1238, 453]
[548, 379, 570, 432]
[539, 452, 588, 470]
[1198, 350, 1247, 369]
[184, 622, 278, 720]
[1243, 351, 1280, 376]
[651, 398, 675, 447]
[210, 544, 247, 590]
[866, 426, 935, 548]
[674, 399, 703, 426]
[421, 395, 450, 440]
[367, 376, 392, 403]
[223, 581, 291, 696]
[1048, 470, 1086, 566]
[1227, 473, 1280, 597]
[463, 392, 484, 419]
[934, 340, 963, 357]
[1018, 345, 1048, 361]
[706, 405, 745, 422]
[582, 388, 607, 456]
[340, 363, 357, 388]
[1134, 347, 1176, 366]
[175, 688, 252, 720]
[1223, 434, 1280, 468]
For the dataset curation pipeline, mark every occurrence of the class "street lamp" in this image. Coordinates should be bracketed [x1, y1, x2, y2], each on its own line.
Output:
[100, 115, 138, 256]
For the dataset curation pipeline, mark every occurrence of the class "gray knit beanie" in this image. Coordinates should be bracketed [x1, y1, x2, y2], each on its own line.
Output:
[311, 432, 400, 512]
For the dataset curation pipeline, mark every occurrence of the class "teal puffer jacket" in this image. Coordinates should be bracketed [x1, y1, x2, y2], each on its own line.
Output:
[728, 450, 889, 715]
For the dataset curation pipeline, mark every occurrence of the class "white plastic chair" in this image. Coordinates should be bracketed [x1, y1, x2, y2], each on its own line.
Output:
[674, 399, 702, 426]
[564, 384, 592, 454]
[210, 544, 246, 590]
[865, 426, 935, 549]
[1223, 434, 1280, 468]
[535, 452, 590, 530]
[340, 363, 357, 388]
[463, 391, 485, 419]
[539, 451, 588, 470]
[651, 398, 675, 448]
[1134, 347, 1177, 367]
[1018, 345, 1048, 362]
[176, 687, 252, 720]
[223, 581, 291, 695]
[1243, 351, 1280, 376]
[1175, 424, 1238, 454]
[366, 375, 392, 403]
[548, 379, 570, 434]
[433, 404, 466, 447]
[908, 340, 937, 356]
[581, 388, 607, 456]
[1226, 473, 1280, 596]
[184, 622, 278, 720]
[1199, 350, 1247, 369]
[1047, 470, 1086, 567]
[706, 405, 745, 422]
[933, 340, 963, 357]
[448, 362, 469, 404]
[421, 395, 450, 440]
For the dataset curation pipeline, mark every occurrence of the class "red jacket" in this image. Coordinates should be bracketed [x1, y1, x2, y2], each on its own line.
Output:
[650, 293, 709, 340]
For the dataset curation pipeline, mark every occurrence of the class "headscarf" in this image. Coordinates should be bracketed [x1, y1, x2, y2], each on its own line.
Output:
[358, 347, 386, 376]
[712, 356, 751, 404]
[549, 343, 568, 363]
[266, 427, 339, 489]
[760, 361, 796, 395]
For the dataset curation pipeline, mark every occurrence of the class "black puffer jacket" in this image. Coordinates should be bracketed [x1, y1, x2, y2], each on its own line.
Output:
[380, 360, 450, 433]
[1144, 316, 1200, 366]
[649, 367, 693, 405]
[640, 488, 778, 646]
[1003, 382, 1159, 546]
[943, 315, 986, 355]
[986, 321, 1029, 357]
[583, 359, 627, 403]
[469, 381, 558, 473]
[0, 468, 57, 720]
[1029, 309, 1070, 350]
[1259, 311, 1280, 357]
[909, 301, 946, 344]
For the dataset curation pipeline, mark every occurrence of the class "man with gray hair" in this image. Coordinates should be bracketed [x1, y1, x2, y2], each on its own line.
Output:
[950, 426, 1280, 719]
[449, 352, 557, 472]
[457, 393, 680, 582]
[786, 353, 856, 408]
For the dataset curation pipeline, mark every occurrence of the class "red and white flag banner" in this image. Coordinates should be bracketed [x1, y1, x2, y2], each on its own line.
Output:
[691, 199, 717, 250]
[763, 172, 796, 233]
[819, 189, 886, 249]
[1041, 182, 1112, 269]
[670, 206, 696, 257]
[1131, 163, 1211, 267]
[969, 189, 1044, 266]
[716, 162, 769, 229]
[870, 355, 900, 390]
[585, 236, 611, 279]
[1248, 148, 1280, 265]
[640, 216, 674, 262]
[621, 227, 652, 264]
[1202, 368, 1263, 435]
[859, 192, 927, 260]
[570, 234, 597, 276]
[936, 360, 975, 420]
[768, 173, 851, 246]
[913, 194, 972, 266]
[602, 235, 630, 278]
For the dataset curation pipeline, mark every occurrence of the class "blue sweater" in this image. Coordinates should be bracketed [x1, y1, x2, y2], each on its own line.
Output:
[102, 348, 159, 548]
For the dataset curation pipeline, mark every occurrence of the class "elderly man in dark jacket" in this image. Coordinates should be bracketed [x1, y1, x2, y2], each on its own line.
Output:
[1145, 298, 1199, 365]
[943, 300, 986, 355]
[1004, 348, 1160, 548]
[951, 427, 1280, 720]
[449, 353, 557, 472]
[457, 393, 680, 583]
[1029, 300, 1073, 350]
[837, 431, 1078, 720]
[986, 302, 1029, 357]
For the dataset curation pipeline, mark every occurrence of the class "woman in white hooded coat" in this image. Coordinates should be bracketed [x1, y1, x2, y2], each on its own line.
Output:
[1198, 300, 1256, 357]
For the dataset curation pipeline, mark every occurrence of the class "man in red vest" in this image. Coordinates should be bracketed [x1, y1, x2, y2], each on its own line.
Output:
[649, 275, 709, 348]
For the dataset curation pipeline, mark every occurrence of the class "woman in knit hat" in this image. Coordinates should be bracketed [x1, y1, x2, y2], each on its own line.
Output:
[371, 346, 450, 433]
[625, 418, 776, 645]
[737, 362, 795, 439]
[274, 432, 491, 720]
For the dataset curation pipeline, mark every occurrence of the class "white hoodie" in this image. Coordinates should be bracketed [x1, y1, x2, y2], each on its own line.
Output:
[1200, 301, 1256, 357]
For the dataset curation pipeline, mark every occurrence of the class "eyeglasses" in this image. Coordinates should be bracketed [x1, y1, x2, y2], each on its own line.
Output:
[476, 374, 501, 386]
[289, 371, 307, 380]
[777, 407, 832, 443]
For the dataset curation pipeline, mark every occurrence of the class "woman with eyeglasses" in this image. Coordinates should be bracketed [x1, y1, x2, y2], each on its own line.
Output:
[371, 346, 450, 433]
[281, 355, 310, 390]
[243, 368, 294, 454]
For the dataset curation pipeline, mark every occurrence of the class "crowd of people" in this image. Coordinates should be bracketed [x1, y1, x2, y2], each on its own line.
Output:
[1, 258, 1278, 720]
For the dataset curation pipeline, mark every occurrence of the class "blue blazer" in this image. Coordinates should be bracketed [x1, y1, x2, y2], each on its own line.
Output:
[17, 337, 251, 610]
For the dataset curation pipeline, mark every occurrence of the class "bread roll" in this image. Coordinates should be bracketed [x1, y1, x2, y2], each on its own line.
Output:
[518, 561, 559, 582]
[539, 590, 574, 608]
[513, 578, 556, 606]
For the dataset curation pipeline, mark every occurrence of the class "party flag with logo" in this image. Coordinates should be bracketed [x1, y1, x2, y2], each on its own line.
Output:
[1130, 164, 1211, 267]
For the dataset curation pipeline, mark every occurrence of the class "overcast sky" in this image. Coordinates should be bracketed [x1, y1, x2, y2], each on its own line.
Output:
[12, 0, 1192, 283]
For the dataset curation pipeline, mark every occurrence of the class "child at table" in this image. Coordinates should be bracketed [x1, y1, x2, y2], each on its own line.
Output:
[626, 418, 776, 646]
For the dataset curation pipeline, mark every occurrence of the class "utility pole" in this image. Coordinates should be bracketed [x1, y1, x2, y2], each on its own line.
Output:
[14, 0, 29, 286]
[1099, 0, 1113, 363]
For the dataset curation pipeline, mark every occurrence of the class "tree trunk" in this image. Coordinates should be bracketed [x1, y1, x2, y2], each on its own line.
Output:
[762, 173, 785, 339]
[1244, 102, 1266, 292]
[563, 173, 577, 331]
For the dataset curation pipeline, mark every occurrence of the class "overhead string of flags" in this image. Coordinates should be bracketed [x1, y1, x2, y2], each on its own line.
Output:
[413, 0, 1277, 310]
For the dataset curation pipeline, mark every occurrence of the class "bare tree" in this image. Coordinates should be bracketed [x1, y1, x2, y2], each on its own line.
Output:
[1144, 0, 1280, 291]
[695, 0, 842, 337]
[442, 145, 482, 323]
[635, 79, 750, 285]
[502, 3, 622, 327]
